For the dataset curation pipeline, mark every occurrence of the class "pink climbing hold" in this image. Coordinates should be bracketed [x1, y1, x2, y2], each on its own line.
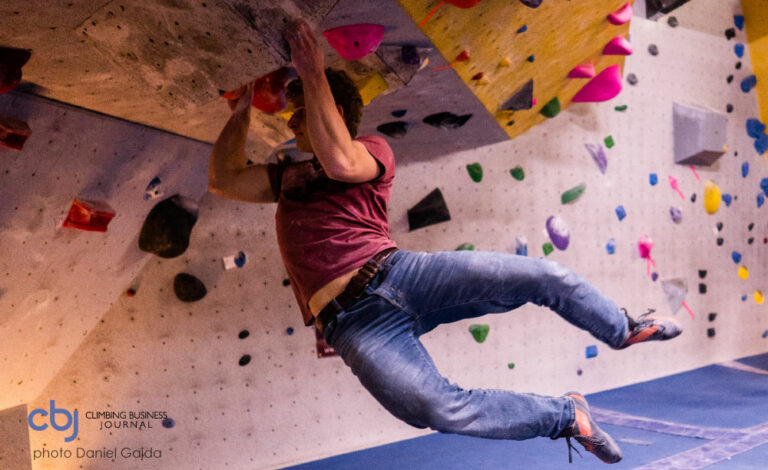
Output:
[638, 235, 656, 277]
[607, 3, 633, 26]
[323, 24, 386, 61]
[568, 61, 596, 79]
[571, 65, 622, 103]
[603, 36, 634, 56]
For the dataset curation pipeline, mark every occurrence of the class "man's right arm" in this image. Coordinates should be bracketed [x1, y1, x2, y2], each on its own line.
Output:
[208, 83, 277, 204]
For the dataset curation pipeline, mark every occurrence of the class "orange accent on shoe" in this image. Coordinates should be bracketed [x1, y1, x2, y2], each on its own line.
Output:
[626, 324, 659, 345]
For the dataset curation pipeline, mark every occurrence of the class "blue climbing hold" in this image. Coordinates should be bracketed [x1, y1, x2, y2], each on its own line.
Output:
[735, 15, 744, 31]
[162, 418, 175, 428]
[761, 178, 768, 196]
[517, 24, 528, 33]
[756, 133, 768, 155]
[742, 295, 748, 301]
[527, 55, 535, 62]
[735, 43, 745, 58]
[615, 205, 627, 221]
[746, 118, 766, 138]
[722, 193, 732, 207]
[732, 251, 742, 263]
[606, 238, 616, 255]
[649, 173, 658, 186]
[742, 75, 757, 93]
[234, 251, 247, 268]
[585, 345, 598, 359]
[286, 327, 294, 335]
[742, 162, 749, 178]
[758, 194, 765, 208]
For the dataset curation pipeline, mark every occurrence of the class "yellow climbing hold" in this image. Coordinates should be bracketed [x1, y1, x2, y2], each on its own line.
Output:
[499, 57, 512, 67]
[738, 266, 749, 280]
[358, 72, 389, 106]
[755, 290, 765, 305]
[704, 180, 722, 214]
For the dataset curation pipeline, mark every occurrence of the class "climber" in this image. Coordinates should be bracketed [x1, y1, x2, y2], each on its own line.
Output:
[207, 19, 682, 464]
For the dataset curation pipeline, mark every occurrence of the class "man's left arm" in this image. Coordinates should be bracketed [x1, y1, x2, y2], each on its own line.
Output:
[286, 20, 379, 183]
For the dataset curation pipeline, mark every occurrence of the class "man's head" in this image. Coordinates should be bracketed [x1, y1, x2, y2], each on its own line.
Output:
[285, 68, 363, 153]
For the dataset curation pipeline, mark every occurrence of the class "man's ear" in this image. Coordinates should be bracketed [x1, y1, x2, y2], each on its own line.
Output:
[336, 104, 344, 119]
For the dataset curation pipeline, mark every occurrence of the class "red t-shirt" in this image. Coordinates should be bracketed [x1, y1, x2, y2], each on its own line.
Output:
[269, 135, 398, 326]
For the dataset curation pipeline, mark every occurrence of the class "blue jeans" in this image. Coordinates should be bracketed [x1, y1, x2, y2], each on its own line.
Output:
[322, 249, 629, 440]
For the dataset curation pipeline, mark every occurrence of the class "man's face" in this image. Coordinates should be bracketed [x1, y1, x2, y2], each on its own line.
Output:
[287, 95, 313, 153]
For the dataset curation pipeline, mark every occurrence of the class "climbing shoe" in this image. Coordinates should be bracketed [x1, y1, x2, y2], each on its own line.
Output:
[554, 392, 622, 464]
[617, 308, 682, 349]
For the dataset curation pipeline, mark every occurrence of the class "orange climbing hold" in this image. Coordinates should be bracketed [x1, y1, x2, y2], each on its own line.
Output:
[0, 114, 31, 151]
[62, 198, 116, 232]
[607, 3, 633, 26]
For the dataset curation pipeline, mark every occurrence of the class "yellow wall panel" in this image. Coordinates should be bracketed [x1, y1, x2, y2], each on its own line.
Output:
[742, 0, 768, 124]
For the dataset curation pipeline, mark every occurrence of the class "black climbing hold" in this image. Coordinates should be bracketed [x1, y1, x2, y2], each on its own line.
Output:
[736, 62, 742, 70]
[748, 237, 755, 244]
[727, 104, 734, 113]
[727, 75, 734, 84]
[282, 278, 291, 286]
[748, 222, 755, 231]
[699, 283, 707, 294]
[648, 44, 659, 56]
[401, 45, 421, 66]
[286, 327, 294, 335]
[139, 195, 199, 258]
[668, 16, 678, 28]
[519, 0, 543, 7]
[238, 330, 249, 339]
[716, 222, 723, 231]
[725, 28, 735, 40]
[707, 328, 715, 338]
[239, 354, 251, 366]
[507, 120, 515, 126]
[173, 273, 207, 302]
[526, 54, 535, 62]
[627, 73, 638, 85]
[423, 112, 472, 130]
[708, 313, 717, 321]
[377, 121, 408, 138]
[500, 79, 534, 111]
[391, 109, 407, 118]
[716, 237, 723, 246]
[690, 193, 697, 203]
[698, 270, 707, 279]
[408, 188, 451, 231]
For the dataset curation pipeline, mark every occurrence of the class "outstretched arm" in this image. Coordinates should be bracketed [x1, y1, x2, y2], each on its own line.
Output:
[285, 20, 379, 183]
[208, 82, 276, 203]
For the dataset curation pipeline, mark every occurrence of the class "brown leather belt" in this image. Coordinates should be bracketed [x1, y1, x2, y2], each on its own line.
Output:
[315, 247, 398, 332]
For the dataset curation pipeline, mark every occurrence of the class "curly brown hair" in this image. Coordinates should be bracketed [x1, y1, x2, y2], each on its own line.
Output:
[286, 68, 363, 138]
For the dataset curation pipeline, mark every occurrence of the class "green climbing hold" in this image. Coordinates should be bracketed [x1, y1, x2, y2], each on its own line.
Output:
[469, 324, 490, 343]
[540, 97, 561, 118]
[510, 166, 525, 181]
[561, 183, 586, 204]
[507, 362, 515, 369]
[466, 162, 483, 182]
[614, 105, 628, 112]
[542, 242, 554, 256]
[456, 242, 475, 251]
[604, 135, 615, 148]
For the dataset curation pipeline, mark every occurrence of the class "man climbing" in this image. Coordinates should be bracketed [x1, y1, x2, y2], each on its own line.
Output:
[208, 19, 682, 465]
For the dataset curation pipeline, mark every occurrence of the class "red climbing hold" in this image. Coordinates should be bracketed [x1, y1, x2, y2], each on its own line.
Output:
[419, 0, 484, 29]
[323, 24, 385, 61]
[571, 65, 623, 103]
[607, 3, 633, 26]
[221, 67, 295, 114]
[0, 114, 31, 150]
[603, 36, 634, 55]
[568, 61, 596, 79]
[62, 198, 116, 232]
[0, 47, 31, 95]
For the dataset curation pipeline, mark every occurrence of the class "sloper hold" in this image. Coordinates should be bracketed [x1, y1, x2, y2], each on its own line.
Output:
[408, 188, 451, 231]
[603, 36, 634, 56]
[540, 97, 561, 118]
[423, 112, 472, 129]
[571, 65, 622, 103]
[568, 62, 595, 79]
[139, 194, 199, 258]
[173, 273, 207, 302]
[376, 121, 408, 138]
[322, 24, 386, 61]
[500, 79, 534, 111]
[607, 3, 633, 25]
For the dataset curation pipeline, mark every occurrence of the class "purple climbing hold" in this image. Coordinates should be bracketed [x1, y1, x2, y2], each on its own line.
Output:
[669, 206, 682, 223]
[519, 0, 543, 8]
[585, 143, 607, 174]
[651, 272, 659, 282]
[546, 215, 570, 250]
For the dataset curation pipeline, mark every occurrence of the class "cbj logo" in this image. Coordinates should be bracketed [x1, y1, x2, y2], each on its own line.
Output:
[28, 400, 79, 442]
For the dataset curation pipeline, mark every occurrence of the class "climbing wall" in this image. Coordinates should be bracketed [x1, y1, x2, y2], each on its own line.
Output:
[3, 1, 768, 470]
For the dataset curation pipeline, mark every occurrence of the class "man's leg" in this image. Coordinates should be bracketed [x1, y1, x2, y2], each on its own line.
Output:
[373, 249, 629, 348]
[324, 294, 574, 440]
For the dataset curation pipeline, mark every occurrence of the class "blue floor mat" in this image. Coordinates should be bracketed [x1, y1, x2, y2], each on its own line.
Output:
[736, 352, 768, 371]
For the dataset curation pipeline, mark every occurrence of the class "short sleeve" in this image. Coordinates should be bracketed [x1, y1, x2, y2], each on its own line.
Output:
[266, 163, 283, 201]
[355, 135, 395, 183]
